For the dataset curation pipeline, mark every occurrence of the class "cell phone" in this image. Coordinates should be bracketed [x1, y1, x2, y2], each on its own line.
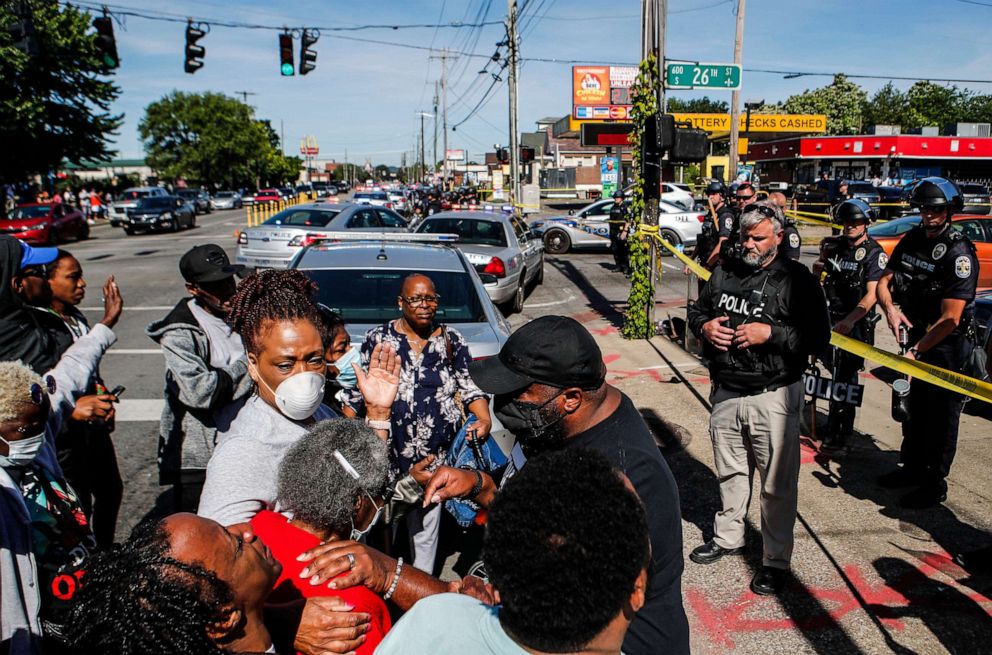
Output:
[108, 385, 126, 401]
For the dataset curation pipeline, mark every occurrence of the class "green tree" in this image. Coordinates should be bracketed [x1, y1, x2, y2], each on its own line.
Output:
[667, 97, 729, 113]
[904, 81, 969, 130]
[962, 93, 992, 124]
[863, 83, 909, 128]
[781, 74, 868, 135]
[0, 1, 122, 185]
[139, 92, 299, 189]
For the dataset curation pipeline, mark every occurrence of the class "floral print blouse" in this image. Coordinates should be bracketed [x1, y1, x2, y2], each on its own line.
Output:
[344, 321, 485, 475]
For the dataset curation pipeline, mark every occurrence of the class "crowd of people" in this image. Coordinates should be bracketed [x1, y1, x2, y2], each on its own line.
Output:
[5, 186, 114, 222]
[0, 174, 983, 654]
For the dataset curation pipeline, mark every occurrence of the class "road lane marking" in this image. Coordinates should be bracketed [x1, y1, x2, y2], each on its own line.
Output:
[81, 306, 173, 311]
[106, 348, 162, 354]
[526, 293, 576, 308]
[115, 399, 164, 422]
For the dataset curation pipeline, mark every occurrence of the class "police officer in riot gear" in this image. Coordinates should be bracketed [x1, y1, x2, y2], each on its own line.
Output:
[608, 190, 630, 275]
[813, 199, 887, 450]
[698, 181, 737, 270]
[876, 177, 979, 508]
[768, 191, 802, 261]
[687, 201, 830, 595]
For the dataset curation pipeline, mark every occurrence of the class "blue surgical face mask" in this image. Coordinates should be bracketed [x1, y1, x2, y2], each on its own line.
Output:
[0, 430, 46, 468]
[333, 346, 361, 389]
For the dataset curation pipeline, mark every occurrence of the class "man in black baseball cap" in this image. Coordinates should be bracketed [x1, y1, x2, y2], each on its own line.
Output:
[421, 315, 690, 655]
[145, 244, 251, 512]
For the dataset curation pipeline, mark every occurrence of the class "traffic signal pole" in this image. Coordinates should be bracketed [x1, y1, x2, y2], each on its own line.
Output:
[507, 0, 520, 209]
[641, 0, 666, 330]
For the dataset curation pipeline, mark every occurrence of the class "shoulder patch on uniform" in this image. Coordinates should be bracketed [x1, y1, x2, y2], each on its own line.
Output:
[932, 243, 947, 260]
[878, 252, 888, 268]
[789, 232, 800, 248]
[855, 247, 866, 261]
[955, 255, 972, 279]
[724, 217, 733, 230]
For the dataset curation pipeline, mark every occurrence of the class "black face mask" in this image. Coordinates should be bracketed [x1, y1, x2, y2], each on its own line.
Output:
[494, 389, 568, 457]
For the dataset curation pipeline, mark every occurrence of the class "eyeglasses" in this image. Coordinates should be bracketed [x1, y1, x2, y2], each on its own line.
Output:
[735, 194, 755, 201]
[401, 294, 441, 306]
[30, 376, 57, 405]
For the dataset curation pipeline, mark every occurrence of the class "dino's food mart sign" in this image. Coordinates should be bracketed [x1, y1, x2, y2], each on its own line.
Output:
[671, 113, 827, 134]
[571, 65, 637, 120]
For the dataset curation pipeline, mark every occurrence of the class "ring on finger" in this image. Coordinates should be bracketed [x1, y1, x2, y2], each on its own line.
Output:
[346, 552, 356, 570]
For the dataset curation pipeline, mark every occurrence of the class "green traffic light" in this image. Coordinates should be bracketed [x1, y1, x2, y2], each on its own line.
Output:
[281, 62, 294, 76]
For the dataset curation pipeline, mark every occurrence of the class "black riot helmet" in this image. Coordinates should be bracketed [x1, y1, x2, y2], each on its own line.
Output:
[908, 177, 964, 213]
[835, 198, 877, 223]
[704, 181, 727, 197]
[612, 190, 624, 200]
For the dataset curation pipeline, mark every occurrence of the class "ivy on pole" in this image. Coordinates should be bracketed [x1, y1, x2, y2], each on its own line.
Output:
[622, 55, 660, 340]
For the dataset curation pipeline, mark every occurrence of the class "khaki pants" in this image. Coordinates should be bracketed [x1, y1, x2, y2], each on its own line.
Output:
[709, 381, 803, 569]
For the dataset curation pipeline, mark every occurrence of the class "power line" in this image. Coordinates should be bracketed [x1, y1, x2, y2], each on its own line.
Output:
[65, 1, 503, 32]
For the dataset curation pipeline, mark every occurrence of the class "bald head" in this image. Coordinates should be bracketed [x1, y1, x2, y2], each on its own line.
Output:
[401, 273, 435, 296]
[768, 192, 788, 208]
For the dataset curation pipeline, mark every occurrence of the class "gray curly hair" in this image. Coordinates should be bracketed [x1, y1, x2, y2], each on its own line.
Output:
[276, 419, 390, 535]
[0, 361, 43, 424]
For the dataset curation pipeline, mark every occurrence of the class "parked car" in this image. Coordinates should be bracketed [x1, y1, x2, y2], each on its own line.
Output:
[294, 236, 511, 359]
[177, 188, 212, 214]
[121, 196, 196, 235]
[253, 189, 282, 205]
[236, 202, 409, 269]
[241, 190, 257, 207]
[110, 186, 169, 226]
[845, 181, 881, 206]
[2, 203, 89, 244]
[973, 290, 992, 379]
[876, 186, 909, 219]
[354, 190, 391, 208]
[387, 191, 410, 215]
[210, 191, 243, 210]
[279, 186, 297, 200]
[867, 213, 992, 288]
[530, 198, 704, 256]
[414, 210, 544, 314]
[312, 181, 337, 198]
[662, 182, 695, 210]
[960, 183, 992, 216]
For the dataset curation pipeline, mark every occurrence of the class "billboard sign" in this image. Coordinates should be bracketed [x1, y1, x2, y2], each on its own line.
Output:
[445, 149, 466, 161]
[600, 156, 619, 197]
[572, 65, 637, 121]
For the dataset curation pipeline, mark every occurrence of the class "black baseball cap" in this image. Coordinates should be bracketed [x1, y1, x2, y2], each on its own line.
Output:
[179, 244, 244, 284]
[469, 315, 607, 395]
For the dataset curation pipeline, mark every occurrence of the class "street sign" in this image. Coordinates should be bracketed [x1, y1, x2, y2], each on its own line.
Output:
[665, 62, 741, 91]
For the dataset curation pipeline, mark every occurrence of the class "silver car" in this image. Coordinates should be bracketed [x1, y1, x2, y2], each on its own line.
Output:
[236, 202, 409, 269]
[293, 237, 511, 356]
[530, 198, 704, 255]
[414, 211, 544, 313]
[353, 191, 390, 208]
[211, 191, 243, 210]
[110, 186, 169, 227]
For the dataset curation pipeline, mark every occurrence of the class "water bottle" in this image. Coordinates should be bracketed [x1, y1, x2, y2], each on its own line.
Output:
[891, 378, 911, 422]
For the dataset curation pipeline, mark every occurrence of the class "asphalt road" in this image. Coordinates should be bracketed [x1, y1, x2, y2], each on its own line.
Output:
[62, 202, 992, 653]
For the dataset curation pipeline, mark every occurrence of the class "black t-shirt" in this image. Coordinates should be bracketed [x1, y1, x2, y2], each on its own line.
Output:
[568, 393, 689, 655]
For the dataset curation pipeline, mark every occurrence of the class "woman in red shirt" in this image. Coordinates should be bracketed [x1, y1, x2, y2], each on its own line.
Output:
[251, 418, 392, 654]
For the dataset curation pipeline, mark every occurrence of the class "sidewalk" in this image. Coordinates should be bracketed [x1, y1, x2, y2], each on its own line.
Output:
[567, 307, 992, 655]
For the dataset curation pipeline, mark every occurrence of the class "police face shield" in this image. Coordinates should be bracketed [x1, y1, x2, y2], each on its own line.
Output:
[919, 204, 950, 234]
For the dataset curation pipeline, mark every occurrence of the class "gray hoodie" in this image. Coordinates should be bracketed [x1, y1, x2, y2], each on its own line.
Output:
[145, 299, 253, 484]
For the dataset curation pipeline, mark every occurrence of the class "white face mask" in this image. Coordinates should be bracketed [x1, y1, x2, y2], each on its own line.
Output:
[351, 489, 384, 542]
[0, 430, 46, 468]
[252, 366, 325, 421]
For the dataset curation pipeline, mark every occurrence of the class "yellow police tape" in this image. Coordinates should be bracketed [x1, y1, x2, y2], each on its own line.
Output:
[829, 332, 992, 404]
[785, 209, 843, 230]
[638, 227, 992, 403]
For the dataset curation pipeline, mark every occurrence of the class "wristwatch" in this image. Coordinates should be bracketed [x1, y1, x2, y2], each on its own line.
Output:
[365, 418, 391, 431]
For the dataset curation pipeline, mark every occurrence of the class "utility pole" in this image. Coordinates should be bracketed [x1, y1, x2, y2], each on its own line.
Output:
[417, 112, 432, 184]
[430, 51, 455, 190]
[727, 0, 746, 182]
[233, 90, 256, 105]
[507, 0, 520, 208]
[641, 0, 667, 330]
[433, 82, 440, 183]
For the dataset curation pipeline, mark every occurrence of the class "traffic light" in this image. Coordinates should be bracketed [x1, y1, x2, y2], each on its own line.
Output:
[496, 148, 509, 164]
[279, 32, 294, 76]
[669, 128, 708, 163]
[184, 21, 206, 74]
[7, 2, 39, 57]
[520, 147, 535, 163]
[299, 29, 318, 75]
[92, 11, 119, 69]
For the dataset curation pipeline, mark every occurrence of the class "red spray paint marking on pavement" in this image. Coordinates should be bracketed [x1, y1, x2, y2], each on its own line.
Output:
[686, 562, 992, 649]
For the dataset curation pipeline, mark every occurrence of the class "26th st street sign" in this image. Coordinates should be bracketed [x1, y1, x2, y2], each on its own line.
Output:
[665, 62, 741, 91]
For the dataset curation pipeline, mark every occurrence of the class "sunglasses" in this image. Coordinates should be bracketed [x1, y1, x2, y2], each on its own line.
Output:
[735, 194, 755, 201]
[743, 205, 778, 219]
[30, 376, 57, 405]
[20, 264, 48, 278]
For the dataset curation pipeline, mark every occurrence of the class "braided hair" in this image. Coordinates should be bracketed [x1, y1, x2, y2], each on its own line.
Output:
[66, 519, 235, 655]
[226, 269, 326, 354]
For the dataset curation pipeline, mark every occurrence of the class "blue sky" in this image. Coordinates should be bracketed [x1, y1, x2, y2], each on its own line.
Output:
[96, 0, 992, 166]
